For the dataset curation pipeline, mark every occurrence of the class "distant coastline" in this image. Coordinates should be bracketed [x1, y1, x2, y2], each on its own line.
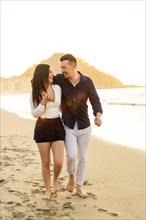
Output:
[1, 82, 145, 96]
[0, 53, 145, 95]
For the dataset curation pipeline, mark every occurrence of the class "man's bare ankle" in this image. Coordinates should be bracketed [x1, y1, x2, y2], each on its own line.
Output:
[77, 184, 81, 189]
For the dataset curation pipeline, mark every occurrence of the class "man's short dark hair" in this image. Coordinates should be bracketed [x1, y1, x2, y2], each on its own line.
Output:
[60, 54, 77, 66]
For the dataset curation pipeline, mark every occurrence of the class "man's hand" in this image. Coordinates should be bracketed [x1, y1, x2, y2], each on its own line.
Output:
[94, 115, 102, 126]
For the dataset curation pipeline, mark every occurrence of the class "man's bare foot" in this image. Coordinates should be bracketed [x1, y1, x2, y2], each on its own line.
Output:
[42, 191, 52, 200]
[76, 185, 88, 198]
[66, 175, 74, 192]
[54, 180, 61, 192]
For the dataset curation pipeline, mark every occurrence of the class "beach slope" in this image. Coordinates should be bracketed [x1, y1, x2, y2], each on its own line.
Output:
[0, 109, 145, 220]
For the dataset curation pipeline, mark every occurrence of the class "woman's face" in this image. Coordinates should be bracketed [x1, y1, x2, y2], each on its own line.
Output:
[48, 68, 54, 84]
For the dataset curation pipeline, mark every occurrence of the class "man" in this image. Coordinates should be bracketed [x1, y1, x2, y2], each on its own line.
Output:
[54, 54, 103, 198]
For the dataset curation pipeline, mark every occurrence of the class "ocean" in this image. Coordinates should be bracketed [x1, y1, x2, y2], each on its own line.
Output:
[1, 87, 145, 151]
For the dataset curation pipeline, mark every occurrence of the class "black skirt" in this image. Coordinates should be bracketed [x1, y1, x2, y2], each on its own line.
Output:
[34, 117, 65, 143]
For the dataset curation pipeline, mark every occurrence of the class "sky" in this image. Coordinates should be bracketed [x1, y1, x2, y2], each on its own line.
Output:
[1, 0, 145, 86]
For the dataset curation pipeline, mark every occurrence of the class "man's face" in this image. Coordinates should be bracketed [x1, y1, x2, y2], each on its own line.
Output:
[60, 60, 74, 79]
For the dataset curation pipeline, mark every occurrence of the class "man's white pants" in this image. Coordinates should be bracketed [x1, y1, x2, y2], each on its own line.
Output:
[64, 122, 92, 185]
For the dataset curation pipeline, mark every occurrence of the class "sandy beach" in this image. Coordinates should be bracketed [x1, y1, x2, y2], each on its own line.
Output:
[0, 109, 145, 220]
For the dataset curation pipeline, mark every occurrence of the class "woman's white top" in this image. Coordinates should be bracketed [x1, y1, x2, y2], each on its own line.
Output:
[30, 84, 61, 119]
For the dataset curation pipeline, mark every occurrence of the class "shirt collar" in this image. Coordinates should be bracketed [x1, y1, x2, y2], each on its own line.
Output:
[77, 71, 88, 83]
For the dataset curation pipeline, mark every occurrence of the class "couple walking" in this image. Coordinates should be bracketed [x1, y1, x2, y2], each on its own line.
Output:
[30, 54, 103, 200]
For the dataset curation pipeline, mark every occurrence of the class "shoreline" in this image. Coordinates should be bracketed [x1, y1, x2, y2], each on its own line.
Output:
[1, 86, 145, 151]
[0, 109, 145, 219]
[1, 104, 145, 152]
[1, 85, 145, 96]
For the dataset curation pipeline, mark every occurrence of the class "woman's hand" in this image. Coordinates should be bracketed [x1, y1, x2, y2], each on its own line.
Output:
[47, 90, 55, 102]
[41, 92, 49, 105]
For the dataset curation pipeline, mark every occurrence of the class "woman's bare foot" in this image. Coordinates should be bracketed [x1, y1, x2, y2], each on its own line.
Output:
[54, 180, 61, 192]
[42, 191, 52, 200]
[66, 175, 74, 192]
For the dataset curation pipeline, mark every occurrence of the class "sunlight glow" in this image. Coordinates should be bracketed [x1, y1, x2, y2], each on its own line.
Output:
[1, 1, 145, 85]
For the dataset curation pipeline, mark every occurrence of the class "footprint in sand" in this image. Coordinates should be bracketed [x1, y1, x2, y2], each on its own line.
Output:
[87, 192, 97, 200]
[8, 189, 22, 195]
[0, 179, 6, 184]
[7, 190, 30, 204]
[63, 202, 74, 210]
[5, 201, 22, 212]
[66, 196, 72, 199]
[6, 201, 22, 206]
[31, 188, 42, 194]
[83, 180, 93, 186]
[24, 180, 40, 187]
[12, 211, 26, 218]
[36, 208, 57, 217]
[98, 208, 118, 217]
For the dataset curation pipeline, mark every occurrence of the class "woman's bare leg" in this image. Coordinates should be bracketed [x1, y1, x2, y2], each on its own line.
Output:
[37, 142, 52, 199]
[51, 141, 64, 192]
[66, 174, 75, 192]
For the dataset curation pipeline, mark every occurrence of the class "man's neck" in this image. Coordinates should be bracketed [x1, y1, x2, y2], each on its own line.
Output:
[69, 72, 80, 86]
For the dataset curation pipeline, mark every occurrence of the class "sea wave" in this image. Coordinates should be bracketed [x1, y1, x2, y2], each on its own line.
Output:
[104, 102, 145, 106]
[1, 87, 145, 151]
[98, 87, 145, 106]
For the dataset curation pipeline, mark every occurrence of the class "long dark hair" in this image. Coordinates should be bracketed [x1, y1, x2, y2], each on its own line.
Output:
[31, 64, 50, 107]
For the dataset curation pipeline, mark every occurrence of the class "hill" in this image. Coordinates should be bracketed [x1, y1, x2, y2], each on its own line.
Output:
[1, 53, 123, 94]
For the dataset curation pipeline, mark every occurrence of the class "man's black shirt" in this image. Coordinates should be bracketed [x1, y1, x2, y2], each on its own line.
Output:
[53, 72, 103, 130]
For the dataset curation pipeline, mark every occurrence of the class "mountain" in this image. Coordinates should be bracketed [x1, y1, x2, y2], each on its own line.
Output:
[1, 53, 123, 95]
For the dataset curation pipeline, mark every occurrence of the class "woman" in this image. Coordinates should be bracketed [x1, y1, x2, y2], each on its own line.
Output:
[30, 64, 65, 200]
